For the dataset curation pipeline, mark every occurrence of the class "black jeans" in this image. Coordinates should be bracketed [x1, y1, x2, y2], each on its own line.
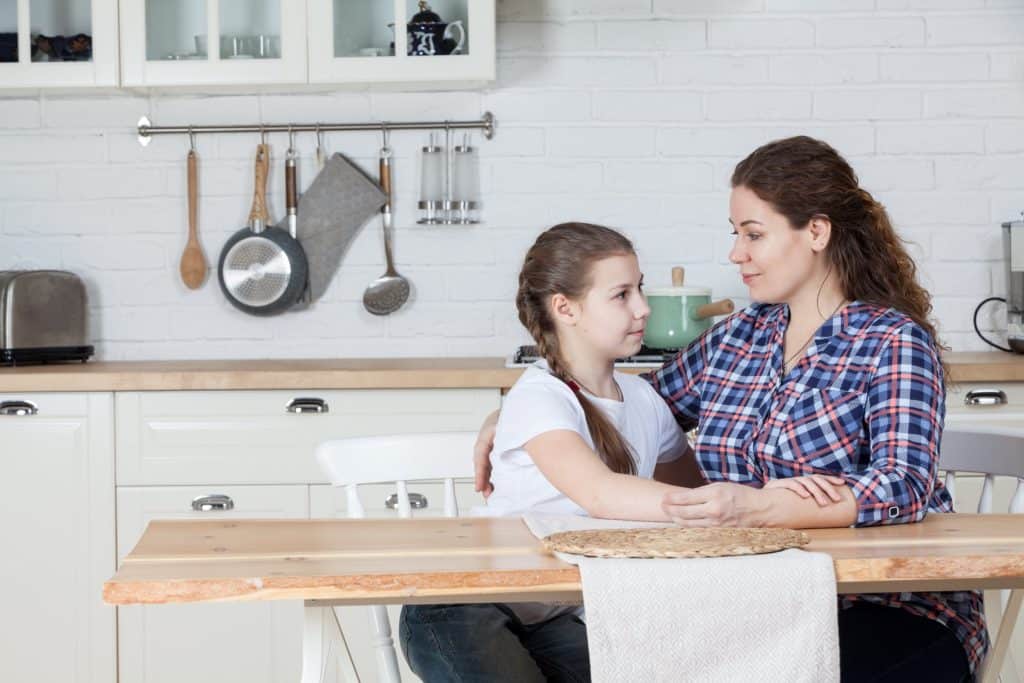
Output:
[839, 603, 972, 682]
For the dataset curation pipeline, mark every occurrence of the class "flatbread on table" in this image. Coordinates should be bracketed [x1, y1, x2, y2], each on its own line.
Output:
[542, 526, 810, 559]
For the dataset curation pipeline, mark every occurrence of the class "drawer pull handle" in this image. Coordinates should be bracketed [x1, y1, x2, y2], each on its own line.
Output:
[385, 493, 428, 510]
[0, 400, 37, 416]
[191, 494, 234, 512]
[965, 389, 1008, 407]
[286, 397, 329, 414]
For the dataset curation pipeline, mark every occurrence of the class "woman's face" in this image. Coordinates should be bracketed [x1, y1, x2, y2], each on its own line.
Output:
[728, 185, 819, 304]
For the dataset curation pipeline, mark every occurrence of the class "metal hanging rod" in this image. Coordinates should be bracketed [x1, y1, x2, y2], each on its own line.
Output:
[136, 112, 495, 147]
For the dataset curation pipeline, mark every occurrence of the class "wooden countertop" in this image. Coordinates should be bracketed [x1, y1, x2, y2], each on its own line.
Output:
[0, 352, 1022, 392]
[103, 514, 1024, 606]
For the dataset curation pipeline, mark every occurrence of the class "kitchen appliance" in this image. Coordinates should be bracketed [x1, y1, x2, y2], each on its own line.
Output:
[643, 267, 734, 351]
[975, 215, 1024, 353]
[0, 270, 93, 365]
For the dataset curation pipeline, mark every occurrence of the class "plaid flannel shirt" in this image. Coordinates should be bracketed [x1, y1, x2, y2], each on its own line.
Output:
[646, 301, 988, 675]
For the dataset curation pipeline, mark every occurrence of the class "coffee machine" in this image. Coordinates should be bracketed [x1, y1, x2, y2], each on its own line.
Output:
[977, 216, 1024, 353]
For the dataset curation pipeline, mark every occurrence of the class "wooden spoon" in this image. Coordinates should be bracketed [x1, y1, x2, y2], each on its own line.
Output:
[179, 149, 207, 289]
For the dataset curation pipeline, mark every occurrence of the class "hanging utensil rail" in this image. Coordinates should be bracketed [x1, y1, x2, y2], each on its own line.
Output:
[136, 112, 495, 146]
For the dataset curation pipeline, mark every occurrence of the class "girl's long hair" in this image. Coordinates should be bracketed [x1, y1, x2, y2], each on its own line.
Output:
[731, 136, 944, 359]
[516, 222, 638, 475]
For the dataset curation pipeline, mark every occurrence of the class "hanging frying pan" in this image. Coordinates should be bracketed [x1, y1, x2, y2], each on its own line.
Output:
[218, 143, 308, 316]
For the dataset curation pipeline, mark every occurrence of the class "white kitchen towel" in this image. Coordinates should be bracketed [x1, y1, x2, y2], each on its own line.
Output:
[523, 513, 839, 683]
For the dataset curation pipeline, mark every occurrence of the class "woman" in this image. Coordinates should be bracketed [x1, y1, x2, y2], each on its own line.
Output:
[475, 136, 988, 682]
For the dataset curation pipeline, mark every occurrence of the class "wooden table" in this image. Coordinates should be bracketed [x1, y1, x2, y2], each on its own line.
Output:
[104, 514, 1024, 683]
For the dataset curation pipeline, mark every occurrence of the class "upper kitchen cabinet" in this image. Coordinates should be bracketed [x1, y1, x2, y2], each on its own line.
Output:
[307, 0, 495, 85]
[0, 0, 118, 87]
[119, 0, 307, 87]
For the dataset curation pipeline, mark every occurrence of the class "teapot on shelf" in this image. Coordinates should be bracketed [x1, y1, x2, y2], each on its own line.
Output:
[405, 0, 466, 56]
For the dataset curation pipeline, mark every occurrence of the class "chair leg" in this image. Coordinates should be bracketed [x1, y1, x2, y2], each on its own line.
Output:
[300, 603, 361, 683]
[980, 589, 1023, 683]
[368, 604, 402, 683]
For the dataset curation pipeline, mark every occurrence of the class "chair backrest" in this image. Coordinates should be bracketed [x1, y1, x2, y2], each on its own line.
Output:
[940, 426, 1024, 514]
[315, 432, 478, 519]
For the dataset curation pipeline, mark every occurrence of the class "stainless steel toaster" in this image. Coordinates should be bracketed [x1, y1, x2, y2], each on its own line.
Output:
[0, 270, 93, 365]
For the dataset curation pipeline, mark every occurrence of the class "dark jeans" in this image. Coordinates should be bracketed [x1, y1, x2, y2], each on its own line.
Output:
[400, 603, 590, 683]
[839, 603, 972, 682]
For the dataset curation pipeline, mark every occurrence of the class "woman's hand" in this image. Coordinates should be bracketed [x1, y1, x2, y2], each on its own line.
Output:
[661, 482, 770, 527]
[473, 409, 500, 498]
[763, 474, 847, 507]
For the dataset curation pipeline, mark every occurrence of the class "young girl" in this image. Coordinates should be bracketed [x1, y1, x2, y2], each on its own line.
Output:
[399, 222, 705, 683]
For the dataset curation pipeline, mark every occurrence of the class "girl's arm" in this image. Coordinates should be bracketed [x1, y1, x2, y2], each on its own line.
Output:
[525, 429, 688, 522]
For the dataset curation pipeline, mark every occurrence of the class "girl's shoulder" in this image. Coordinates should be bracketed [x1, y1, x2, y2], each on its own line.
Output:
[507, 361, 578, 404]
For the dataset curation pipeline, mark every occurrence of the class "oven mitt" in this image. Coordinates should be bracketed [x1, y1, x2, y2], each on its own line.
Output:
[296, 153, 387, 303]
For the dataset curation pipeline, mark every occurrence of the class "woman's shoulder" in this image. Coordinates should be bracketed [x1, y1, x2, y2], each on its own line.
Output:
[845, 301, 931, 343]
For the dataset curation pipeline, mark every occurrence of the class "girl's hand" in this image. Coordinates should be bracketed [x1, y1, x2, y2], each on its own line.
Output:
[763, 474, 847, 507]
[473, 409, 500, 498]
[661, 482, 770, 528]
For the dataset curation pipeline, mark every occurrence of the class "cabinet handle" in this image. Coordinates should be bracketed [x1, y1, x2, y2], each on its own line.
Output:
[965, 389, 1008, 407]
[385, 493, 428, 510]
[191, 494, 234, 512]
[0, 400, 37, 416]
[286, 397, 329, 414]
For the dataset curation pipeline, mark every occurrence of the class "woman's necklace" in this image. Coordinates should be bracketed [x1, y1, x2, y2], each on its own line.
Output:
[567, 374, 622, 401]
[781, 299, 848, 376]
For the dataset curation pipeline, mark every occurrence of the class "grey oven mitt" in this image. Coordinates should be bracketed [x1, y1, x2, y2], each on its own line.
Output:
[296, 153, 387, 303]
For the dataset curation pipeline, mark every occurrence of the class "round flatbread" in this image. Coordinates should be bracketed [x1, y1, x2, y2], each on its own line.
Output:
[543, 527, 810, 559]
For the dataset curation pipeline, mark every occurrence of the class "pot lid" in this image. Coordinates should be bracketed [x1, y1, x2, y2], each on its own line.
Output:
[411, 0, 442, 23]
[645, 286, 711, 296]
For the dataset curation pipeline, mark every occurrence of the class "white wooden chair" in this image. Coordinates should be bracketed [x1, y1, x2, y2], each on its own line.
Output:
[305, 432, 479, 683]
[940, 425, 1024, 683]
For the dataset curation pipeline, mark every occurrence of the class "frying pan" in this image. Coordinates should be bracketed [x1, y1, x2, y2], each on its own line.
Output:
[217, 143, 308, 316]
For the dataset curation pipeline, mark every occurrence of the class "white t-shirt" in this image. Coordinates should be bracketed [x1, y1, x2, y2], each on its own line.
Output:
[475, 360, 688, 624]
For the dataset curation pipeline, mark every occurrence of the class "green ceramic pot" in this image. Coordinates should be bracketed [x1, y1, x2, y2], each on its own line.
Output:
[643, 285, 714, 351]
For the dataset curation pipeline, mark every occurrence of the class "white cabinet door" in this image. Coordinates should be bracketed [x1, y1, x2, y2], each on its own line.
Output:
[0, 0, 118, 87]
[118, 0, 306, 86]
[307, 0, 495, 84]
[0, 392, 115, 683]
[116, 484, 308, 683]
[308, 481, 485, 683]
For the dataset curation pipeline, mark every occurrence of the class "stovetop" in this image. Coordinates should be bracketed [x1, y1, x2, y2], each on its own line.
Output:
[505, 345, 676, 368]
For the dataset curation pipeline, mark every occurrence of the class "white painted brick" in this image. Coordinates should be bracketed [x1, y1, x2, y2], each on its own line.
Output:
[166, 161, 249, 197]
[596, 20, 706, 51]
[0, 133, 105, 164]
[987, 122, 1024, 152]
[935, 157, 1022, 189]
[94, 307, 172, 342]
[392, 232, 496, 266]
[880, 53, 989, 82]
[814, 89, 921, 120]
[479, 197, 557, 229]
[0, 169, 56, 200]
[498, 22, 597, 52]
[499, 0, 653, 18]
[43, 95, 149, 129]
[659, 55, 767, 85]
[770, 54, 877, 84]
[480, 127, 545, 157]
[446, 269, 519, 301]
[655, 0, 766, 14]
[990, 53, 1024, 81]
[707, 90, 812, 121]
[272, 304, 387, 339]
[885, 192, 989, 227]
[931, 297, 988, 333]
[604, 161, 713, 192]
[369, 92, 482, 120]
[498, 57, 657, 87]
[4, 202, 113, 235]
[259, 94, 371, 123]
[0, 237, 65, 269]
[0, 99, 42, 128]
[710, 20, 814, 49]
[992, 194, 1024, 225]
[482, 90, 591, 122]
[878, 0, 983, 8]
[932, 226, 1002, 262]
[108, 131, 205, 163]
[632, 228, 715, 266]
[767, 0, 873, 9]
[494, 161, 603, 194]
[658, 193, 731, 227]
[894, 227, 930, 262]
[658, 126, 770, 157]
[549, 195, 669, 229]
[109, 198, 189, 235]
[152, 96, 262, 127]
[57, 166, 165, 200]
[918, 262, 992, 297]
[396, 269, 447, 302]
[817, 18, 925, 48]
[318, 266, 394, 303]
[855, 158, 934, 191]
[761, 125, 876, 155]
[387, 304, 494, 337]
[67, 237, 167, 270]
[570, 0, 655, 15]
[927, 14, 1024, 46]
[593, 90, 702, 122]
[926, 86, 1024, 118]
[877, 124, 984, 154]
[167, 305, 276, 340]
[446, 337, 523, 357]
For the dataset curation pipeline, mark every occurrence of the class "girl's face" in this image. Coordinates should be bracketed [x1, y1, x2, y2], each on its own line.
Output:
[570, 253, 650, 361]
[728, 185, 822, 304]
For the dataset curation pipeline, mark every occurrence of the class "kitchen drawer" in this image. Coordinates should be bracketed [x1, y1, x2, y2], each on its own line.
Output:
[309, 480, 485, 518]
[116, 484, 307, 683]
[116, 388, 500, 486]
[946, 382, 1024, 419]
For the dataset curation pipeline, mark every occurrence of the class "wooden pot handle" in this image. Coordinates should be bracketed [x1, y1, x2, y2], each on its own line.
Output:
[671, 266, 684, 287]
[695, 298, 734, 320]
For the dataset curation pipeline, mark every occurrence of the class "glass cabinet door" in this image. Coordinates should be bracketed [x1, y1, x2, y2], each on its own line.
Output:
[29, 0, 93, 62]
[404, 0, 469, 58]
[144, 0, 206, 62]
[219, 0, 281, 60]
[332, 0, 395, 59]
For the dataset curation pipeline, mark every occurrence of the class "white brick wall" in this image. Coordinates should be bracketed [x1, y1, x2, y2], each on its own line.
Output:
[0, 0, 1021, 359]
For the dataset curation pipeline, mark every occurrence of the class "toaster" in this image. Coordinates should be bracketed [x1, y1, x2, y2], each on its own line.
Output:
[0, 270, 94, 365]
